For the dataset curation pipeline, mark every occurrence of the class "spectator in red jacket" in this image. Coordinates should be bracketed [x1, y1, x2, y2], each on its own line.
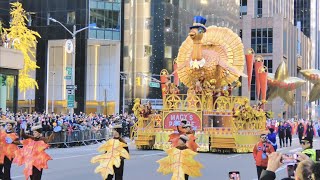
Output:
[253, 133, 275, 179]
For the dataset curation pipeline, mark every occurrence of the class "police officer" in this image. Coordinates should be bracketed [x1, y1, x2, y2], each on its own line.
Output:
[297, 122, 305, 143]
[300, 137, 316, 162]
[305, 121, 315, 148]
[278, 122, 285, 148]
[285, 121, 292, 147]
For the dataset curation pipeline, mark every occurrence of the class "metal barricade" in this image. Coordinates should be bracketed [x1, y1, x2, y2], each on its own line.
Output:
[41, 128, 112, 148]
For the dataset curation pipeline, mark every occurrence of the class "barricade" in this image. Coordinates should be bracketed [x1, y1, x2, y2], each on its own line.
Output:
[43, 128, 111, 148]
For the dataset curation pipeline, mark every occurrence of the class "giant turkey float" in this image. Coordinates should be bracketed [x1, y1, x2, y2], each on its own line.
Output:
[130, 16, 272, 153]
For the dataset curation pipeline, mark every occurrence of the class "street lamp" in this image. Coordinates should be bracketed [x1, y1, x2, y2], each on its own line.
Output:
[48, 17, 96, 114]
[120, 72, 127, 114]
[50, 71, 55, 113]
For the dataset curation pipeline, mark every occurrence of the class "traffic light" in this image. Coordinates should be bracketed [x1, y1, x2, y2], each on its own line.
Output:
[135, 77, 141, 86]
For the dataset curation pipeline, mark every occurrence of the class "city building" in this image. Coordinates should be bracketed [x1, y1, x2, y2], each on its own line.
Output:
[293, 0, 320, 118]
[123, 0, 240, 110]
[240, 0, 312, 119]
[0, 0, 123, 114]
[0, 47, 23, 114]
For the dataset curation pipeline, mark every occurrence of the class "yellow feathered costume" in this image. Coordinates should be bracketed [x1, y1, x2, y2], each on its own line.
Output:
[157, 147, 203, 180]
[91, 139, 130, 179]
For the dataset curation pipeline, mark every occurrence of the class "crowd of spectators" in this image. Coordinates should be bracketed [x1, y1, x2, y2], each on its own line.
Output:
[0, 108, 137, 137]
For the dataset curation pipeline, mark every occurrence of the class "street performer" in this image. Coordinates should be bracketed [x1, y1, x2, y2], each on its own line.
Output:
[169, 120, 199, 152]
[0, 119, 19, 180]
[157, 135, 203, 180]
[91, 123, 130, 180]
[13, 121, 57, 180]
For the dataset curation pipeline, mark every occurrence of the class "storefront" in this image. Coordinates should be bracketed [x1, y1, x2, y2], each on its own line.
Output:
[0, 47, 23, 115]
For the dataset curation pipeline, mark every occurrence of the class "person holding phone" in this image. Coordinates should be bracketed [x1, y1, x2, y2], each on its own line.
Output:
[253, 134, 275, 179]
[260, 152, 320, 180]
[0, 119, 19, 180]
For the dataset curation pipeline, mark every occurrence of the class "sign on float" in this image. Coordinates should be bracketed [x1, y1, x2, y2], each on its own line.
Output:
[163, 112, 202, 130]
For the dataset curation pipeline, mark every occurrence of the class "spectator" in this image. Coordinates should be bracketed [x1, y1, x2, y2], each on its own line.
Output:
[253, 134, 275, 179]
[260, 152, 320, 180]
[267, 128, 277, 151]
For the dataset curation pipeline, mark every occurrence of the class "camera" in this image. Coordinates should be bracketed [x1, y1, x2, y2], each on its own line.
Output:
[228, 171, 240, 180]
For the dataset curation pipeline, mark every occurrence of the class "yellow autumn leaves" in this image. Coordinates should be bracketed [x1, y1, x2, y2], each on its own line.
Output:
[157, 148, 203, 180]
[5, 2, 41, 92]
[91, 139, 130, 179]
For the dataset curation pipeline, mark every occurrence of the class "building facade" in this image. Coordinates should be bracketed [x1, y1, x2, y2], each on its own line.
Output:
[241, 0, 312, 119]
[0, 0, 122, 114]
[123, 0, 240, 110]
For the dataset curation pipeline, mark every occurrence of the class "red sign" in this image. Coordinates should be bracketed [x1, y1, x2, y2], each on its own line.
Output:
[163, 112, 202, 130]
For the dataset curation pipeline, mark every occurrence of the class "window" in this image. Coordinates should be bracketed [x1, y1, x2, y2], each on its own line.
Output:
[89, 0, 121, 40]
[145, 17, 152, 29]
[165, 18, 172, 32]
[240, 0, 247, 18]
[165, 46, 172, 59]
[144, 45, 152, 57]
[250, 59, 273, 100]
[124, 46, 129, 57]
[67, 12, 75, 24]
[251, 28, 273, 54]
[47, 12, 51, 26]
[257, 0, 262, 18]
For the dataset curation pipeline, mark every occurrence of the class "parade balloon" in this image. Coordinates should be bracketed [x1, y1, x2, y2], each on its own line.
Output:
[267, 61, 306, 105]
[300, 69, 320, 102]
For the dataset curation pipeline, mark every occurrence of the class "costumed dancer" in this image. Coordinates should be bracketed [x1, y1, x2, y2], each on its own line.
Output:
[157, 135, 203, 180]
[169, 121, 199, 152]
[91, 123, 130, 180]
[0, 119, 19, 180]
[13, 122, 57, 180]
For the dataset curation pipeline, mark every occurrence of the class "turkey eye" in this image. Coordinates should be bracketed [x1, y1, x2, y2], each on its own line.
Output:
[198, 28, 203, 33]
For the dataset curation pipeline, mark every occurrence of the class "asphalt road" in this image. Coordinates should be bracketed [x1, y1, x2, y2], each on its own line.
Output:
[10, 136, 319, 180]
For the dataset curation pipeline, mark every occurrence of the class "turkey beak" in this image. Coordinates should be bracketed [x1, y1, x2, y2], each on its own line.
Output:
[189, 31, 196, 39]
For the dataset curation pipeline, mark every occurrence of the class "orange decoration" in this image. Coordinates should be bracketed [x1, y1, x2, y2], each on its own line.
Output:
[259, 67, 268, 101]
[0, 132, 19, 163]
[254, 61, 263, 99]
[245, 51, 254, 91]
[13, 139, 52, 179]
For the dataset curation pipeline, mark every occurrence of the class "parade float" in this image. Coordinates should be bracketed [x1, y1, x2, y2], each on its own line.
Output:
[130, 16, 305, 153]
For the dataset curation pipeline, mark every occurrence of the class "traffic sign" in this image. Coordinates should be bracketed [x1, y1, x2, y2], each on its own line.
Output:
[67, 94, 74, 108]
[66, 85, 76, 89]
[64, 76, 71, 80]
[149, 82, 160, 88]
[67, 89, 74, 95]
[66, 67, 72, 75]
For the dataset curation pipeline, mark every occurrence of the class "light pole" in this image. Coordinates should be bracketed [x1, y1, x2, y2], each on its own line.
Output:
[120, 72, 127, 114]
[49, 18, 95, 114]
[50, 71, 55, 113]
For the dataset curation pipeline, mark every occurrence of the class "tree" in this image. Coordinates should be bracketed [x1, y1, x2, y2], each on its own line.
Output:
[5, 2, 41, 92]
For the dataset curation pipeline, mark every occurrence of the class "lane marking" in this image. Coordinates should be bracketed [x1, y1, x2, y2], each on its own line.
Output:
[227, 154, 242, 159]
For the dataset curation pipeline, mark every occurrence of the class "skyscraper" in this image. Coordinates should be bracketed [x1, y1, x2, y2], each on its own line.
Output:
[240, 0, 312, 119]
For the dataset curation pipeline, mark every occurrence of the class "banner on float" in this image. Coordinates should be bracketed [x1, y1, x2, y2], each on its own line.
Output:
[163, 111, 202, 130]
